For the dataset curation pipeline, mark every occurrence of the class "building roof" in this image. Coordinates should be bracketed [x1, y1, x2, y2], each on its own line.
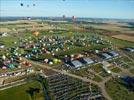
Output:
[71, 60, 82, 68]
[101, 53, 112, 59]
[125, 47, 134, 52]
[107, 51, 119, 57]
[0, 32, 7, 36]
[81, 57, 94, 64]
[0, 45, 5, 48]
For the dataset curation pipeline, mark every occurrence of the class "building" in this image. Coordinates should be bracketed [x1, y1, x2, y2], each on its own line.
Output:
[124, 47, 134, 52]
[0, 32, 8, 37]
[102, 61, 111, 67]
[70, 60, 83, 68]
[102, 61, 111, 74]
[107, 51, 119, 57]
[0, 44, 5, 49]
[100, 53, 112, 60]
[79, 57, 94, 64]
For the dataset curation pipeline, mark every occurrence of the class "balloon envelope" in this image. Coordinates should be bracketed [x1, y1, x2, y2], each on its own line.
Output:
[33, 31, 39, 36]
[20, 3, 23, 6]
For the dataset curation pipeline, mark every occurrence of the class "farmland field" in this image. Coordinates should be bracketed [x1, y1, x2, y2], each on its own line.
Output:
[112, 34, 134, 42]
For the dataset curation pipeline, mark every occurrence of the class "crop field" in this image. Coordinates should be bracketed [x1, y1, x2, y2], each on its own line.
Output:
[83, 21, 134, 34]
[0, 20, 55, 33]
[46, 73, 104, 100]
[112, 34, 134, 42]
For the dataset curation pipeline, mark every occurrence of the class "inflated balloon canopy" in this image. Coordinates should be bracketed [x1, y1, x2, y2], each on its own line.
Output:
[33, 31, 39, 36]
[20, 3, 23, 6]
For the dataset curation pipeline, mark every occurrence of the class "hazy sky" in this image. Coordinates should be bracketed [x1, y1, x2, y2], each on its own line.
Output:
[0, 0, 134, 19]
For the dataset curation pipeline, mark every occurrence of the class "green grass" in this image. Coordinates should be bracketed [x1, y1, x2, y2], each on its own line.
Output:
[0, 36, 19, 47]
[0, 81, 44, 100]
[92, 75, 102, 82]
[105, 79, 134, 100]
[130, 68, 134, 74]
[99, 71, 111, 77]
[105, 36, 134, 47]
[71, 67, 89, 77]
[91, 64, 104, 73]
[121, 56, 133, 63]
[111, 67, 122, 73]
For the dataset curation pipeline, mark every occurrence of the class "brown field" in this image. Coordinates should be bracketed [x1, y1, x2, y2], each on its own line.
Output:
[0, 20, 56, 33]
[112, 34, 134, 42]
[87, 23, 134, 34]
[0, 20, 134, 37]
[0, 28, 11, 32]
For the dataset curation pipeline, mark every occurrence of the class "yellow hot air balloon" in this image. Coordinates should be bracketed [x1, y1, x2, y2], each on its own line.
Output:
[33, 31, 39, 36]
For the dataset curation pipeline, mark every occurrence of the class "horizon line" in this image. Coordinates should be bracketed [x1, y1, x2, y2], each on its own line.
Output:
[0, 16, 134, 20]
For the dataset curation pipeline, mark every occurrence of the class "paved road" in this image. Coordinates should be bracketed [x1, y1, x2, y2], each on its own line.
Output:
[24, 58, 112, 100]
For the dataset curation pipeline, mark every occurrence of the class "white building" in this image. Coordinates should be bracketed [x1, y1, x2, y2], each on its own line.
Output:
[0, 32, 8, 37]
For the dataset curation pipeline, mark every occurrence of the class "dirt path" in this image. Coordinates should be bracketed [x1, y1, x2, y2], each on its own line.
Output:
[99, 77, 112, 100]
[24, 58, 112, 100]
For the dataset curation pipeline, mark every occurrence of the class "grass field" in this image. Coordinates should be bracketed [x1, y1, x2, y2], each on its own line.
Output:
[0, 81, 44, 100]
[105, 79, 134, 100]
[91, 64, 104, 73]
[92, 75, 102, 82]
[111, 67, 122, 73]
[104, 35, 134, 47]
[130, 68, 134, 74]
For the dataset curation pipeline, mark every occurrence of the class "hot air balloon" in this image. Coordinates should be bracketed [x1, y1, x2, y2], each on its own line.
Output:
[2, 55, 6, 60]
[27, 5, 29, 7]
[63, 15, 66, 20]
[33, 31, 39, 36]
[72, 16, 76, 21]
[20, 3, 23, 6]
[27, 17, 31, 20]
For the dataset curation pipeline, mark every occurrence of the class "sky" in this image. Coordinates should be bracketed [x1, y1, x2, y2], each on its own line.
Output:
[0, 0, 134, 19]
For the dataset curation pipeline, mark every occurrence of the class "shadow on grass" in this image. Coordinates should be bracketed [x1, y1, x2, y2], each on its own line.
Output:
[26, 87, 40, 100]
